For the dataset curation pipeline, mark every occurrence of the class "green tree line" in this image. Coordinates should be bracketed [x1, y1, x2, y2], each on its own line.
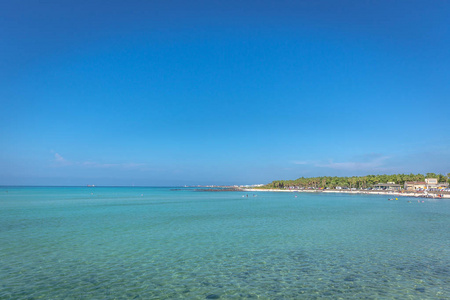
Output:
[262, 173, 450, 189]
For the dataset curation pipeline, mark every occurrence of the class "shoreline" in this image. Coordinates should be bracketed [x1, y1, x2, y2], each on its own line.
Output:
[241, 188, 450, 199]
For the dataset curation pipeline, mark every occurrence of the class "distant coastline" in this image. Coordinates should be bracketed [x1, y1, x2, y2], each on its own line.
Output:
[245, 173, 450, 199]
[242, 188, 450, 199]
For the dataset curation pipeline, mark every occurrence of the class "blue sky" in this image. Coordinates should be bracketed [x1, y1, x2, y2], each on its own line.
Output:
[1, 1, 449, 186]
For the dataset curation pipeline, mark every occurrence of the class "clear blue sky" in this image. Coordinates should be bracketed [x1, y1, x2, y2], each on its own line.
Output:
[1, 1, 449, 186]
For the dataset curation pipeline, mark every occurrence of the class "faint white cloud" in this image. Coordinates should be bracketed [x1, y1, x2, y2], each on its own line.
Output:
[54, 153, 65, 162]
[291, 154, 391, 172]
[316, 155, 390, 171]
[52, 152, 146, 170]
[53, 153, 72, 166]
[122, 163, 146, 169]
[81, 161, 117, 168]
[292, 160, 311, 165]
[81, 161, 146, 169]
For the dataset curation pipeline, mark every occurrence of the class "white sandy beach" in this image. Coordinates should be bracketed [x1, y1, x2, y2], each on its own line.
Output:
[242, 188, 450, 199]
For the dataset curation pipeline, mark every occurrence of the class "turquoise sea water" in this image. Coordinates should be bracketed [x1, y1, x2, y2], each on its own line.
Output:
[0, 187, 449, 299]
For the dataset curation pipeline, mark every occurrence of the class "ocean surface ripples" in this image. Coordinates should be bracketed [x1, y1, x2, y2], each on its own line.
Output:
[1, 187, 449, 299]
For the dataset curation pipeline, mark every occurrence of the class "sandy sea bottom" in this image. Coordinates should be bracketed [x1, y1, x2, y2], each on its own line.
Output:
[0, 187, 449, 299]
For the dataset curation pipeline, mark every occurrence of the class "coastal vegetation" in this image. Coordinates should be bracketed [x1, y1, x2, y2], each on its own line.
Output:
[262, 173, 450, 189]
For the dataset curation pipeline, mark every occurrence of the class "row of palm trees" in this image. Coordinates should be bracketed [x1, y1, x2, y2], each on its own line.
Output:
[264, 173, 450, 189]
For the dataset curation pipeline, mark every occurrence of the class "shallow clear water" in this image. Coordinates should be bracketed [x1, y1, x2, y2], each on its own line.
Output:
[1, 187, 449, 299]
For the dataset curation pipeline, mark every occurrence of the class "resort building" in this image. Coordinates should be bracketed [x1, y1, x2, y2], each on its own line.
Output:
[425, 178, 449, 190]
[425, 178, 438, 188]
[404, 179, 449, 191]
[373, 182, 402, 191]
[404, 181, 426, 191]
